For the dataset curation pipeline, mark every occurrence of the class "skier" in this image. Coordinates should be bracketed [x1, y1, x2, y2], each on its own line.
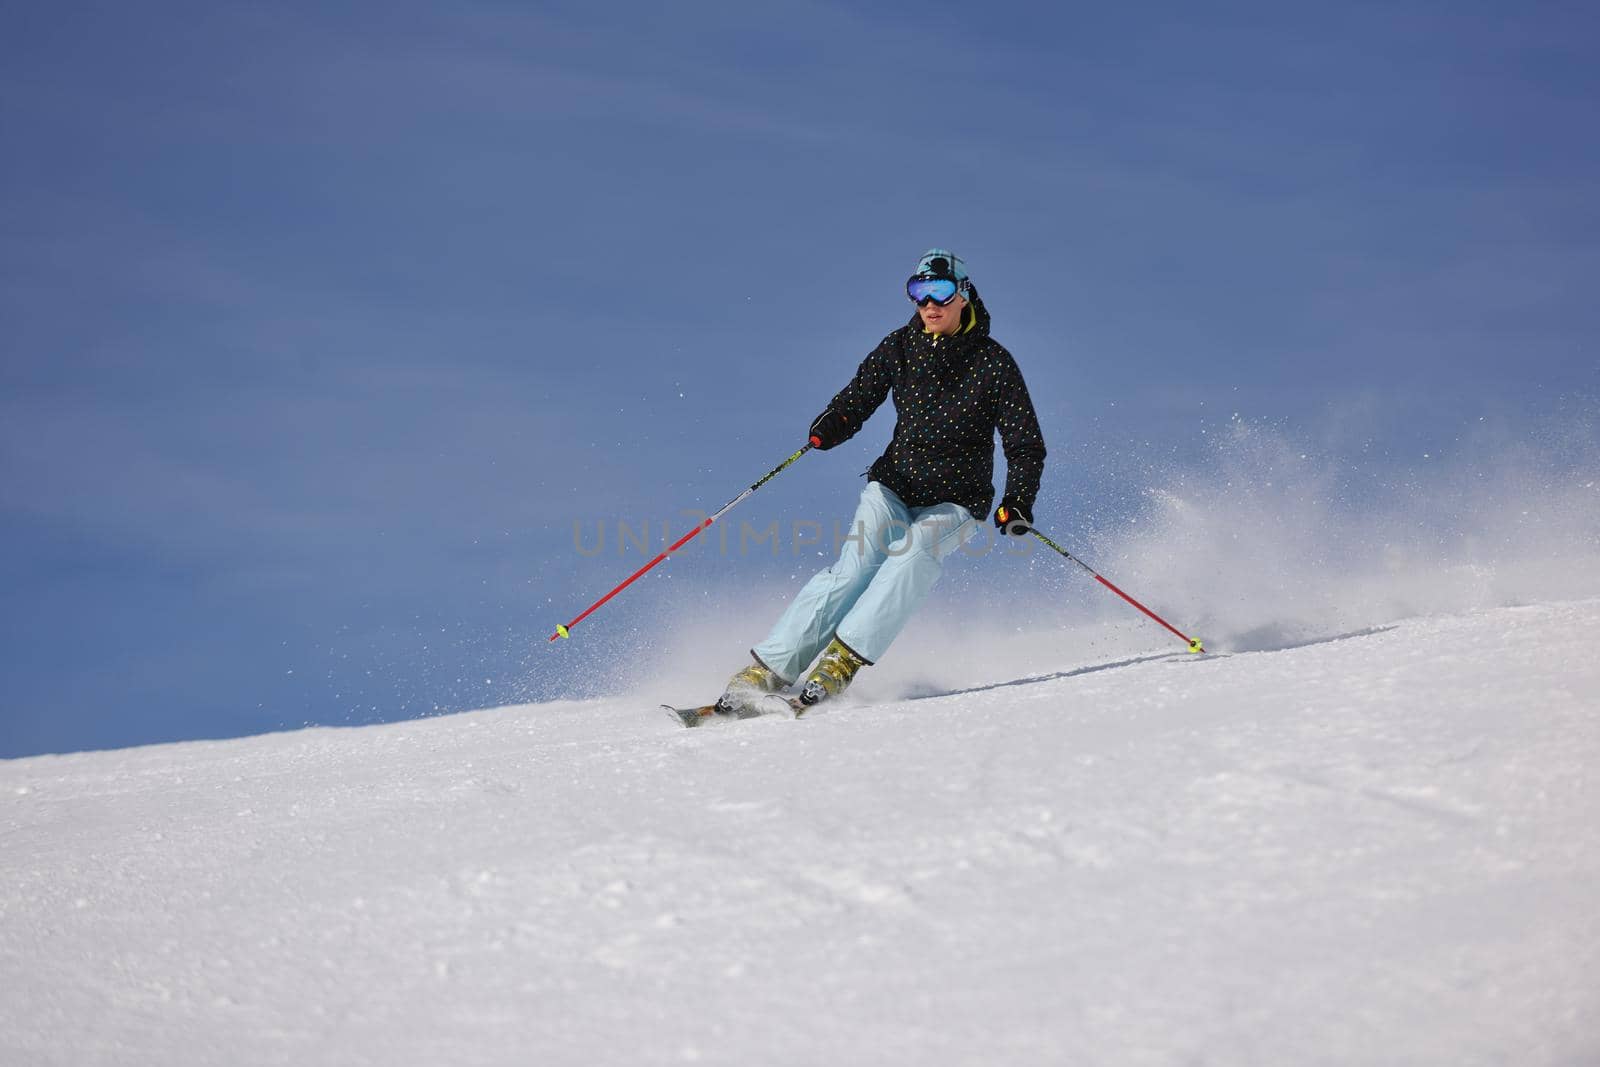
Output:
[715, 249, 1047, 716]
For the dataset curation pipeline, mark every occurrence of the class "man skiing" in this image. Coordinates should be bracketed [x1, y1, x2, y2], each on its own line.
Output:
[714, 249, 1047, 717]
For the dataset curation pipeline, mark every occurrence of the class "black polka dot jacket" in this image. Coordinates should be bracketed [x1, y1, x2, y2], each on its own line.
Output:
[819, 289, 1047, 520]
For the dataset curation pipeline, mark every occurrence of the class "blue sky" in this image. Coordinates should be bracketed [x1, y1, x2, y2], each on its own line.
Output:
[3, 1, 1596, 756]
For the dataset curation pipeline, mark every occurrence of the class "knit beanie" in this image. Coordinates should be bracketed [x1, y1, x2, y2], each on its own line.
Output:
[912, 248, 971, 296]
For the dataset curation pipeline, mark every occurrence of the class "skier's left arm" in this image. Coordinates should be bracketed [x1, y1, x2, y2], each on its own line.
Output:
[995, 356, 1047, 524]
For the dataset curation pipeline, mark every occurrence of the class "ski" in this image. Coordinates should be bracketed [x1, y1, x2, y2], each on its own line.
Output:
[662, 703, 721, 728]
[662, 694, 798, 728]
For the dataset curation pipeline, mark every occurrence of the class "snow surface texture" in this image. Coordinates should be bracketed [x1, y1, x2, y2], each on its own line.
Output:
[4, 599, 1599, 1065]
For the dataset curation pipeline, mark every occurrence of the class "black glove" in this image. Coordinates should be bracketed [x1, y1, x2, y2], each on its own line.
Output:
[993, 499, 1033, 536]
[808, 407, 850, 450]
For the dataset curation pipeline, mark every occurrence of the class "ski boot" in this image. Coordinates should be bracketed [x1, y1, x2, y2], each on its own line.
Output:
[714, 659, 785, 719]
[797, 637, 867, 712]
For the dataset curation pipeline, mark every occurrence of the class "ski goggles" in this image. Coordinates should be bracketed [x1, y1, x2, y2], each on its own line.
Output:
[906, 275, 962, 307]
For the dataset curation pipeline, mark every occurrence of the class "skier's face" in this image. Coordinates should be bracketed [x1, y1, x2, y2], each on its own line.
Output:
[918, 291, 966, 335]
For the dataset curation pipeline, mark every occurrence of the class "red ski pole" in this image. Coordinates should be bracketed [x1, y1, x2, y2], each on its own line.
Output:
[549, 442, 814, 642]
[1025, 526, 1205, 653]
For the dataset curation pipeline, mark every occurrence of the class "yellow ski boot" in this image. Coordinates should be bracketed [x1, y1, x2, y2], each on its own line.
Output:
[797, 637, 867, 711]
[714, 659, 784, 719]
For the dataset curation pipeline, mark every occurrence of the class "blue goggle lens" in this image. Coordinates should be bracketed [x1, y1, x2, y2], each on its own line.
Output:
[906, 276, 960, 306]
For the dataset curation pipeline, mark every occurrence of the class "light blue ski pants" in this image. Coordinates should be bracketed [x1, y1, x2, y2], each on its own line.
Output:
[752, 481, 977, 683]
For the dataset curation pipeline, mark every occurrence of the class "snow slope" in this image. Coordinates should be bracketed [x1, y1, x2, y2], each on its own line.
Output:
[3, 600, 1598, 1066]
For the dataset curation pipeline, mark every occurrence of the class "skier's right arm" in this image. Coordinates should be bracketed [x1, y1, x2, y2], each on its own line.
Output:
[808, 338, 895, 450]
